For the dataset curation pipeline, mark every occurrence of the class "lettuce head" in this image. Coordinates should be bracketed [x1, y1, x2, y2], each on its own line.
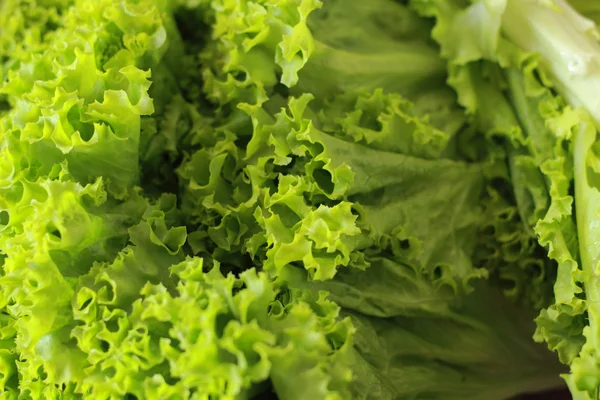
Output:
[3, 0, 600, 399]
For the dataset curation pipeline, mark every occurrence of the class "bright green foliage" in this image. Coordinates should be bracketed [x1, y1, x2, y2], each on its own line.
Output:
[408, 0, 600, 398]
[2, 0, 595, 399]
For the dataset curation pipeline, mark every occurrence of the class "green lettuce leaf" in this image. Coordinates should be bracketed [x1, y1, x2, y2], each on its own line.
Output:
[0, 0, 578, 398]
[409, 0, 600, 397]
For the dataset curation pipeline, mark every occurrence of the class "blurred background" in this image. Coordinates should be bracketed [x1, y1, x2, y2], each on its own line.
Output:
[519, 389, 570, 399]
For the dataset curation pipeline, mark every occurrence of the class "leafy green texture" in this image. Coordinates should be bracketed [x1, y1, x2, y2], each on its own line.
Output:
[408, 0, 600, 398]
[0, 0, 587, 398]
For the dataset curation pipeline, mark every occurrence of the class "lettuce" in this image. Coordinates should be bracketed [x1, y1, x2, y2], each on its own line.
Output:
[408, 0, 600, 398]
[2, 0, 597, 399]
